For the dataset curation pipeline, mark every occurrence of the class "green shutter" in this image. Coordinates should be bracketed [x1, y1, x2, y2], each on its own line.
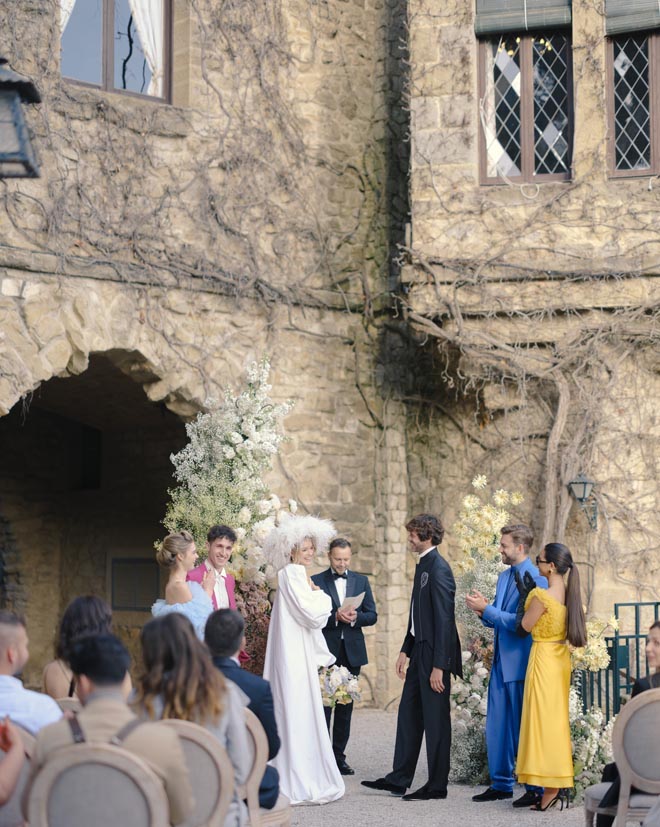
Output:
[475, 0, 572, 36]
[605, 0, 660, 35]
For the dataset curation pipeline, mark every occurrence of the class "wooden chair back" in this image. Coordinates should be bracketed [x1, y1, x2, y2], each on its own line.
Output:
[242, 710, 290, 827]
[160, 719, 234, 827]
[0, 724, 35, 827]
[242, 709, 268, 824]
[26, 742, 169, 827]
[612, 688, 660, 827]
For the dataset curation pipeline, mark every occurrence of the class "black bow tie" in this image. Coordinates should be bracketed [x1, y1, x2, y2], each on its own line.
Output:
[332, 572, 347, 580]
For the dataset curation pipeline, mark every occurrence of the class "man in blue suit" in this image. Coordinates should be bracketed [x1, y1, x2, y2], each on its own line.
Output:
[204, 609, 281, 810]
[466, 523, 547, 808]
[312, 538, 377, 776]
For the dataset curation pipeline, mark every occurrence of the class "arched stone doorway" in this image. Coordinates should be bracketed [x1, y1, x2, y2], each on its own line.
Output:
[0, 351, 191, 686]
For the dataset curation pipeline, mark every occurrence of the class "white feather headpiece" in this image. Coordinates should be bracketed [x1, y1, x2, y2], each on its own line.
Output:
[262, 514, 336, 572]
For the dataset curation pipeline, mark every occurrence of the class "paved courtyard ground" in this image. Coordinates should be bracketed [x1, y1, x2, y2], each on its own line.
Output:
[291, 709, 585, 827]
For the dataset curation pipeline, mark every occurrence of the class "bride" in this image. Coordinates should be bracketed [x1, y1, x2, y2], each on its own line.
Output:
[263, 515, 345, 805]
[152, 530, 215, 640]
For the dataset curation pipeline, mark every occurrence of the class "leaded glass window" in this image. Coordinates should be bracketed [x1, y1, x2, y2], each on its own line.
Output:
[480, 33, 572, 183]
[612, 35, 651, 172]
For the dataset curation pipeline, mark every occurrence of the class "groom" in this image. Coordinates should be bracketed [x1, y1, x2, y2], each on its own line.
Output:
[362, 514, 462, 801]
[466, 523, 547, 807]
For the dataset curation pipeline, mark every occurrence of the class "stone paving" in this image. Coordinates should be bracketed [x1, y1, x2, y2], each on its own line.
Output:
[291, 709, 584, 827]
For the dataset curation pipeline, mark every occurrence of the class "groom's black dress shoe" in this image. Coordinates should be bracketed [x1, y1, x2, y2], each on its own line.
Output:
[512, 790, 542, 808]
[337, 760, 355, 776]
[361, 778, 406, 796]
[402, 786, 447, 801]
[472, 787, 513, 802]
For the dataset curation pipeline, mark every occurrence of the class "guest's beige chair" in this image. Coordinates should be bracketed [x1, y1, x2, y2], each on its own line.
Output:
[161, 719, 234, 827]
[26, 742, 169, 827]
[584, 689, 660, 827]
[0, 724, 34, 827]
[242, 709, 291, 827]
[55, 697, 82, 714]
[644, 797, 660, 827]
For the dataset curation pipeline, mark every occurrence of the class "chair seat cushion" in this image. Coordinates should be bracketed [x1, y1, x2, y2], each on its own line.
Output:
[584, 783, 658, 813]
[585, 783, 615, 809]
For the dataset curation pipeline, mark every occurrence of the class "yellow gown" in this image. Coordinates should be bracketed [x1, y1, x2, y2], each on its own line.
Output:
[516, 588, 573, 788]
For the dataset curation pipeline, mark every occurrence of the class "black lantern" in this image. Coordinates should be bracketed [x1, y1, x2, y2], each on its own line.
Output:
[0, 57, 41, 179]
[568, 473, 597, 530]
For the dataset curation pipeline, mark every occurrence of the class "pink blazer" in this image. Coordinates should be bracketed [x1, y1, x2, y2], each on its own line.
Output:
[187, 563, 237, 611]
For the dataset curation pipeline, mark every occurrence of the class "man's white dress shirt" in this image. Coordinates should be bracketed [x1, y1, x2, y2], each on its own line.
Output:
[205, 560, 230, 609]
[0, 675, 62, 734]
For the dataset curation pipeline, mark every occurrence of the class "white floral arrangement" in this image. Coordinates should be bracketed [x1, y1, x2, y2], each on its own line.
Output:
[453, 476, 523, 645]
[318, 665, 361, 708]
[569, 682, 615, 800]
[162, 358, 294, 672]
[571, 616, 618, 672]
[449, 648, 491, 783]
[450, 476, 523, 783]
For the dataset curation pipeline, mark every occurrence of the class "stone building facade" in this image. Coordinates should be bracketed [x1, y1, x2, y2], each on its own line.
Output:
[0, 0, 658, 707]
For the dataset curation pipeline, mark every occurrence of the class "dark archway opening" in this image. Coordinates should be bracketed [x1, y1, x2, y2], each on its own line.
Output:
[0, 352, 188, 685]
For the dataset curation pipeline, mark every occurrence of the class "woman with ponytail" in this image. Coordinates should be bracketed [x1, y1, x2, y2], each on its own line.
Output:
[515, 542, 587, 811]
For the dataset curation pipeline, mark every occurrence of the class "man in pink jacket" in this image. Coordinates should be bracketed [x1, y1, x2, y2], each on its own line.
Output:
[187, 525, 250, 663]
[187, 525, 238, 610]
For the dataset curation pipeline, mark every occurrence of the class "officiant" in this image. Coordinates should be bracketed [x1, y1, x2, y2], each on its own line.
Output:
[312, 538, 377, 776]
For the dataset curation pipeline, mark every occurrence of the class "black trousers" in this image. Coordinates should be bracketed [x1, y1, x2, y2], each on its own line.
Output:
[385, 641, 451, 793]
[324, 640, 361, 762]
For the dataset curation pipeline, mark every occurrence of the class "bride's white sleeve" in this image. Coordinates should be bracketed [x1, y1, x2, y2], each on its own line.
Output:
[278, 566, 332, 629]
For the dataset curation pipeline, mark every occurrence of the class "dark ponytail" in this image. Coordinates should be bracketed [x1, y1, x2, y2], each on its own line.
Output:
[544, 542, 587, 648]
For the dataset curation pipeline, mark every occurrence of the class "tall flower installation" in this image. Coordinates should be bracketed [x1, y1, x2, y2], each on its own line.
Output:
[449, 476, 518, 782]
[162, 359, 293, 673]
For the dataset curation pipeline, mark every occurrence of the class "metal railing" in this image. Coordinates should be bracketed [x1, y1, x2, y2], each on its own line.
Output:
[579, 601, 660, 722]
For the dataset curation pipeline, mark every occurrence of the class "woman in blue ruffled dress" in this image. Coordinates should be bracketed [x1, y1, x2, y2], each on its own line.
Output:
[152, 530, 215, 640]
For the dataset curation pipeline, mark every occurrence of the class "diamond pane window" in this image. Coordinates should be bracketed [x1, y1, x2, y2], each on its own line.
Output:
[533, 35, 570, 175]
[612, 36, 651, 172]
[480, 32, 573, 184]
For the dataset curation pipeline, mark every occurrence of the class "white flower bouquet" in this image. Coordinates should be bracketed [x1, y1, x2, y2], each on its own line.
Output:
[318, 665, 361, 708]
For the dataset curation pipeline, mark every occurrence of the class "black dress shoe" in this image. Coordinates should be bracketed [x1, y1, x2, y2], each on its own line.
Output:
[402, 786, 447, 801]
[361, 778, 406, 795]
[472, 787, 513, 802]
[337, 760, 355, 776]
[512, 790, 542, 808]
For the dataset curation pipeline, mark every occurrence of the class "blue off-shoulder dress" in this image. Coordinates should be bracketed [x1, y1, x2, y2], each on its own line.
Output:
[151, 581, 213, 640]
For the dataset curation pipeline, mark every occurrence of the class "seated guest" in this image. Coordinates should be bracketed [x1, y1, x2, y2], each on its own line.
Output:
[0, 611, 61, 734]
[597, 620, 660, 827]
[205, 609, 281, 809]
[0, 717, 26, 805]
[29, 635, 192, 825]
[133, 613, 251, 827]
[42, 595, 131, 700]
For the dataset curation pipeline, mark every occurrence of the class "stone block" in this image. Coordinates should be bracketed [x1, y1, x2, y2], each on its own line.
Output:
[1, 279, 24, 297]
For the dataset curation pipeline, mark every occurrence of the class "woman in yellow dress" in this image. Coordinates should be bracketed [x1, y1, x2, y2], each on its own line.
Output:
[516, 542, 587, 811]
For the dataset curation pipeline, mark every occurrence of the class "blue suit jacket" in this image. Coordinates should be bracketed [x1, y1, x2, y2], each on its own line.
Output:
[311, 569, 377, 668]
[481, 558, 547, 683]
[212, 656, 280, 809]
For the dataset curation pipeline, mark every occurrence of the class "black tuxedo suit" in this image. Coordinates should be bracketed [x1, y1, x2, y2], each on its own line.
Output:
[385, 548, 462, 793]
[212, 656, 280, 809]
[311, 568, 377, 762]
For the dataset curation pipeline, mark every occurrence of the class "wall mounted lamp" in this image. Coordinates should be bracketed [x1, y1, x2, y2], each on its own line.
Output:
[568, 473, 598, 531]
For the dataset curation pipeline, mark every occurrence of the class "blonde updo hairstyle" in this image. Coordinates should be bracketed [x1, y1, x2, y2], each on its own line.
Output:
[156, 530, 195, 569]
[290, 535, 316, 564]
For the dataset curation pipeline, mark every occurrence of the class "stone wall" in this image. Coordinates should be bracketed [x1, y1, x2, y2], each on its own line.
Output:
[401, 0, 660, 619]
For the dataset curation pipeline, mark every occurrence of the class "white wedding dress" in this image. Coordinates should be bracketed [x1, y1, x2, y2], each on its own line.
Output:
[263, 563, 345, 804]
